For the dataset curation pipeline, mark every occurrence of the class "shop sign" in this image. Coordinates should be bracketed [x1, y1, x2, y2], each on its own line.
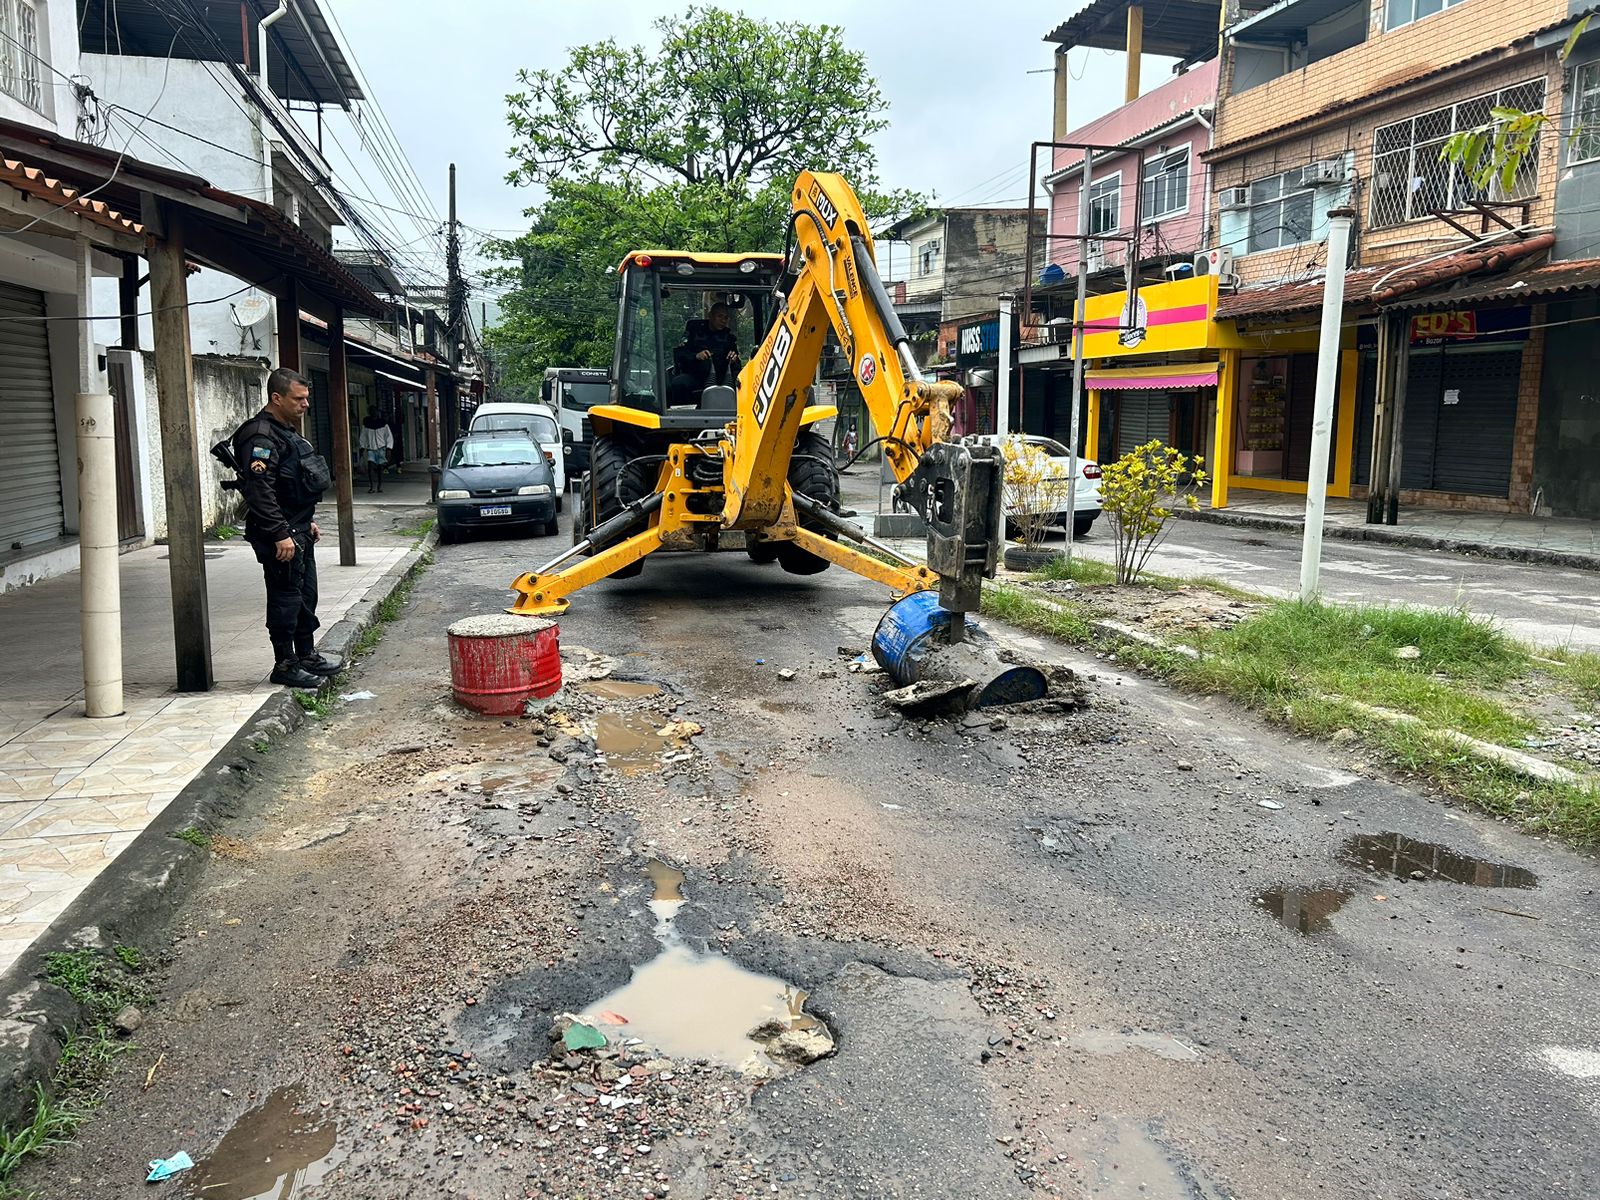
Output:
[1079, 276, 1247, 358]
[956, 318, 1000, 366]
[1408, 306, 1529, 345]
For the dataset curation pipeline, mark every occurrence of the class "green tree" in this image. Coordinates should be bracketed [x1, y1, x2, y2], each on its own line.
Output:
[1440, 16, 1590, 195]
[487, 7, 920, 395]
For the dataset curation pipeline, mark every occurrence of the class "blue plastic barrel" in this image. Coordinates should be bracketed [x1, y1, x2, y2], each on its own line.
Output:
[871, 591, 1048, 708]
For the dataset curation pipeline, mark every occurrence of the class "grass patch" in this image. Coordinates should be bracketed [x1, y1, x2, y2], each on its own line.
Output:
[293, 690, 335, 718]
[395, 517, 436, 543]
[1032, 553, 1261, 601]
[350, 554, 429, 660]
[0, 949, 154, 1188]
[981, 581, 1098, 644]
[211, 524, 240, 541]
[173, 826, 210, 849]
[1549, 647, 1600, 706]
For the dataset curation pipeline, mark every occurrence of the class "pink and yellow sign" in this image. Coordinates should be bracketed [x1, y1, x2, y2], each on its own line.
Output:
[1077, 276, 1251, 358]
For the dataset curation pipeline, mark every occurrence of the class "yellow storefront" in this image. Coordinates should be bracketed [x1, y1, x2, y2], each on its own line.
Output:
[1072, 276, 1357, 509]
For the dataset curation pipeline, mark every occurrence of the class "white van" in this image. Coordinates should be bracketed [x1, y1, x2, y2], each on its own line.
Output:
[468, 402, 565, 506]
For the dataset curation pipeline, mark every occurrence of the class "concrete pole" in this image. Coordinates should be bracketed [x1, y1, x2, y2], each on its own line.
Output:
[1299, 209, 1355, 603]
[74, 239, 123, 717]
[1052, 49, 1071, 140]
[1125, 4, 1143, 102]
[1065, 148, 1094, 564]
[996, 294, 1013, 439]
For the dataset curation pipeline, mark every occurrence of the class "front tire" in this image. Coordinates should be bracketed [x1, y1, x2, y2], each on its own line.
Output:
[777, 429, 839, 576]
[589, 429, 655, 579]
[1073, 514, 1096, 539]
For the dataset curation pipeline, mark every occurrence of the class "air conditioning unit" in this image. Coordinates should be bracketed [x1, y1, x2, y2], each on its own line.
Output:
[1301, 158, 1349, 187]
[1218, 186, 1250, 210]
[1193, 247, 1235, 278]
[1085, 241, 1110, 272]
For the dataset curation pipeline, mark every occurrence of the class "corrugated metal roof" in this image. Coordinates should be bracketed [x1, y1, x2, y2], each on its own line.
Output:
[1044, 0, 1223, 61]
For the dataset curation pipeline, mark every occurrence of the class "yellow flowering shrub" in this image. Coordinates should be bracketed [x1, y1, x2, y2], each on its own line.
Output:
[1000, 435, 1064, 550]
[1100, 440, 1208, 583]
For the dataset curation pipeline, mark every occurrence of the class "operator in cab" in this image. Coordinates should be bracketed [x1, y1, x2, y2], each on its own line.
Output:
[667, 301, 740, 406]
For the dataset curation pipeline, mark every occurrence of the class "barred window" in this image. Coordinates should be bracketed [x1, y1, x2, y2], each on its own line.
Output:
[1574, 61, 1600, 165]
[1142, 149, 1189, 221]
[1088, 173, 1121, 234]
[0, 0, 43, 112]
[1369, 80, 1546, 229]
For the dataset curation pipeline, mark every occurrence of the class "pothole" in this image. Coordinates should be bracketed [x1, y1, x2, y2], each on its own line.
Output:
[187, 1085, 343, 1199]
[1342, 833, 1537, 888]
[581, 679, 664, 700]
[578, 861, 831, 1073]
[594, 714, 700, 775]
[1072, 1029, 1201, 1062]
[1253, 885, 1354, 934]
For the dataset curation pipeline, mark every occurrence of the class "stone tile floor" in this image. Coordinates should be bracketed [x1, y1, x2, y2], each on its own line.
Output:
[0, 529, 414, 974]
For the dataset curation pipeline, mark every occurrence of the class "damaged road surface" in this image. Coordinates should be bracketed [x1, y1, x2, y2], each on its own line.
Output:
[23, 528, 1600, 1199]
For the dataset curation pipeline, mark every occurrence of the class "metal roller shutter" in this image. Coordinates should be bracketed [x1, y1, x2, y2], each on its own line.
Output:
[1115, 392, 1171, 458]
[1354, 351, 1377, 487]
[1400, 352, 1444, 491]
[1432, 349, 1520, 495]
[0, 282, 62, 552]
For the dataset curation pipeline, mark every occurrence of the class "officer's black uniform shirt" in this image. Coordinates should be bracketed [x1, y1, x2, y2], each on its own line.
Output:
[232, 410, 317, 542]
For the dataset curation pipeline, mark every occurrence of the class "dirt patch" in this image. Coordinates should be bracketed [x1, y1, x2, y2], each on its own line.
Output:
[1031, 576, 1261, 637]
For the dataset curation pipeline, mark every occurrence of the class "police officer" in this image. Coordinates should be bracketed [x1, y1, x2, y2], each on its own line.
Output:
[233, 367, 338, 689]
[667, 301, 740, 405]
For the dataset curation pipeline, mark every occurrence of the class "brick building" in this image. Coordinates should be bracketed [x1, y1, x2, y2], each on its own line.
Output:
[1206, 0, 1600, 519]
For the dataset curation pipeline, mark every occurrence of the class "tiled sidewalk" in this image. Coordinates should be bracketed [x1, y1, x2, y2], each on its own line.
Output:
[0, 532, 413, 971]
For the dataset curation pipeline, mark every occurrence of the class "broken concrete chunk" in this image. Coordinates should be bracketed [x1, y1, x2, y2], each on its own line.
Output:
[883, 678, 977, 716]
[112, 1005, 144, 1036]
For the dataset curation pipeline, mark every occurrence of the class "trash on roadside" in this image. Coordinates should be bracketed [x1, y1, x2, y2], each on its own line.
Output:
[339, 690, 376, 701]
[777, 668, 797, 681]
[1257, 799, 1285, 810]
[1393, 645, 1422, 660]
[755, 658, 766, 665]
[146, 1152, 194, 1183]
[598, 1010, 629, 1025]
[562, 1021, 608, 1051]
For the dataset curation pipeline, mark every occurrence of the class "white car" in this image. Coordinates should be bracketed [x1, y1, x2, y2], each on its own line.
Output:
[468, 402, 565, 507]
[974, 433, 1103, 538]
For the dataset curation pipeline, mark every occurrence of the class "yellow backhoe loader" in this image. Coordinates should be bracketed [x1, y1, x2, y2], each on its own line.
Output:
[507, 171, 1006, 635]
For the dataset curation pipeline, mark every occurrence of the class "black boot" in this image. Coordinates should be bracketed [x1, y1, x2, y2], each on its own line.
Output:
[271, 658, 323, 689]
[298, 653, 343, 676]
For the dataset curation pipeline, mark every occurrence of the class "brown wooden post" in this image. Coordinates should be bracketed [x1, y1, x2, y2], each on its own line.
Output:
[1125, 4, 1143, 102]
[148, 208, 214, 691]
[327, 306, 357, 566]
[276, 277, 301, 372]
[118, 255, 139, 350]
[425, 367, 440, 465]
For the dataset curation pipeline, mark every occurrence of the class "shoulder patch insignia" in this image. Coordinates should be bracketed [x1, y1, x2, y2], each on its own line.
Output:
[250, 445, 273, 459]
[250, 459, 268, 474]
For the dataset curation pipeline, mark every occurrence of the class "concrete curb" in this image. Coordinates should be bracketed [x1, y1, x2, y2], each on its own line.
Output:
[0, 531, 438, 1131]
[1172, 506, 1600, 573]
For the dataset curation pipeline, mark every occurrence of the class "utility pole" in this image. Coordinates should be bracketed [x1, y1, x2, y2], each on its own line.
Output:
[1063, 148, 1094, 566]
[996, 294, 1013, 439]
[446, 162, 465, 446]
[1299, 209, 1355, 602]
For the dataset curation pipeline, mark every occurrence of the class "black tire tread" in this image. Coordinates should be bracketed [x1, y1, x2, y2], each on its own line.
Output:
[778, 429, 839, 576]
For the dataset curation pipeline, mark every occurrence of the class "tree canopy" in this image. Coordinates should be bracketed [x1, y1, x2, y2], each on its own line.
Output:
[485, 7, 919, 395]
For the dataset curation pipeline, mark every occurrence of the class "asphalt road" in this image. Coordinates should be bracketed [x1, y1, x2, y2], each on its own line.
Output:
[27, 505, 1600, 1199]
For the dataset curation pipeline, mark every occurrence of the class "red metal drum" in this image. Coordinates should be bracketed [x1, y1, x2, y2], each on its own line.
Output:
[447, 613, 562, 716]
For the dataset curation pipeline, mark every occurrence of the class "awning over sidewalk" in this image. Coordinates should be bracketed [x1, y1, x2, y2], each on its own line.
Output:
[1086, 363, 1219, 390]
[1380, 254, 1600, 310]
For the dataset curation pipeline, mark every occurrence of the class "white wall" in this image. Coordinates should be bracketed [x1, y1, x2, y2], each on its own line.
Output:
[84, 53, 279, 360]
[137, 352, 267, 539]
[0, 0, 82, 134]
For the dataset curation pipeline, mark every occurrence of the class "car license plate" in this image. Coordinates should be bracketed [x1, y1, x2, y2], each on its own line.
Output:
[479, 504, 512, 517]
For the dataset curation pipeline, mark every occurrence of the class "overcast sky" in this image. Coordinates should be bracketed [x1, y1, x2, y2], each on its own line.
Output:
[324, 1, 1171, 294]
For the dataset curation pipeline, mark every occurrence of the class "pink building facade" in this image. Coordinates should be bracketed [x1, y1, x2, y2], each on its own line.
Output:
[1044, 58, 1218, 279]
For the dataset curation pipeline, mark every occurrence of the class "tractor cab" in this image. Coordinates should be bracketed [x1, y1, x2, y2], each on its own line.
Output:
[611, 251, 786, 432]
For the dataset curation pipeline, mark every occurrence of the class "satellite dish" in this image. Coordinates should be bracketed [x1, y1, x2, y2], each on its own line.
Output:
[231, 294, 272, 327]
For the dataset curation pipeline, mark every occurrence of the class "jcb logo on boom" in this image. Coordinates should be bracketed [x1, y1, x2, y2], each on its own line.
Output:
[809, 182, 839, 229]
[753, 322, 794, 427]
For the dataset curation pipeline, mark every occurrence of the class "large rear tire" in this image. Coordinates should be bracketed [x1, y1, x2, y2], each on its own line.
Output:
[777, 429, 839, 576]
[589, 429, 656, 579]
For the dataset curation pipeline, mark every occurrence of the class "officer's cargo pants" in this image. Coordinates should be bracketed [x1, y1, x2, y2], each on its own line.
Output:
[250, 529, 319, 652]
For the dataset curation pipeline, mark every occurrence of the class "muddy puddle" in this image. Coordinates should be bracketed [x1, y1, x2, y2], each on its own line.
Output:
[582, 861, 823, 1070]
[581, 679, 663, 700]
[595, 713, 698, 775]
[1061, 1115, 1205, 1199]
[1342, 833, 1537, 888]
[186, 1085, 341, 1199]
[1254, 885, 1354, 934]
